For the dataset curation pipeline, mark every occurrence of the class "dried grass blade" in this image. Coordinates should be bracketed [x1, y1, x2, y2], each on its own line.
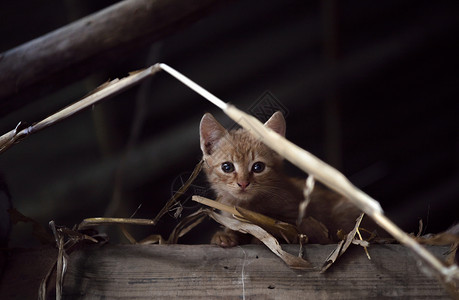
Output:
[152, 160, 204, 225]
[120, 224, 137, 244]
[77, 160, 203, 234]
[160, 62, 458, 286]
[208, 210, 312, 270]
[58, 227, 98, 243]
[160, 63, 228, 110]
[49, 221, 67, 300]
[0, 64, 162, 155]
[298, 175, 315, 226]
[38, 261, 57, 300]
[355, 227, 371, 260]
[224, 105, 384, 215]
[235, 206, 299, 244]
[192, 195, 299, 244]
[77, 217, 155, 230]
[321, 213, 365, 272]
[167, 208, 208, 244]
[192, 195, 241, 217]
[138, 235, 166, 245]
[55, 235, 67, 300]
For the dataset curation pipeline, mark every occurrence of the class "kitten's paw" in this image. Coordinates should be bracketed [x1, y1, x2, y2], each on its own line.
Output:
[211, 231, 239, 248]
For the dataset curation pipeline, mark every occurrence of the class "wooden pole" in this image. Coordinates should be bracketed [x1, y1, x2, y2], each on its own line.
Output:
[0, 0, 224, 114]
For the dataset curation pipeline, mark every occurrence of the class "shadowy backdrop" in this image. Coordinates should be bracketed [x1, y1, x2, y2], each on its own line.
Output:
[0, 0, 457, 246]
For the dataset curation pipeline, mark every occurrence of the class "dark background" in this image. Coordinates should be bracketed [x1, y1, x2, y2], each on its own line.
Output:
[0, 0, 457, 246]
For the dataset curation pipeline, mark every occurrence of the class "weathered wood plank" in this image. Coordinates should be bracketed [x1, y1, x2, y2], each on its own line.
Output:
[0, 244, 452, 299]
[62, 244, 451, 299]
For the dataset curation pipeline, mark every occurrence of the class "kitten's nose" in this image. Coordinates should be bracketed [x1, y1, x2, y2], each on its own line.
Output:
[237, 181, 250, 190]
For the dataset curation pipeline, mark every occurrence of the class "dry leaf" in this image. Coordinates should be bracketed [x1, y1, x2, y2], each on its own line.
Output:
[138, 235, 166, 245]
[235, 206, 299, 244]
[208, 210, 312, 270]
[152, 160, 203, 225]
[167, 209, 208, 244]
[321, 213, 365, 272]
[193, 195, 301, 244]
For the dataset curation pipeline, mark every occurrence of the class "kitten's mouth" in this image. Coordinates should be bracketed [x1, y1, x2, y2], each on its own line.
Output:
[234, 189, 252, 199]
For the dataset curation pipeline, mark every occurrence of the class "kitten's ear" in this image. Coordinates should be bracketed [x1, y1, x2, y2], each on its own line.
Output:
[200, 113, 226, 155]
[264, 111, 286, 137]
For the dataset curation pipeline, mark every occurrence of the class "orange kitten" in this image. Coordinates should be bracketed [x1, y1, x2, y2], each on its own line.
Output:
[199, 111, 364, 247]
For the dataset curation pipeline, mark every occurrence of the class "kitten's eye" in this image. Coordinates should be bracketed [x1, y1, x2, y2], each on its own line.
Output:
[221, 162, 235, 173]
[252, 162, 265, 173]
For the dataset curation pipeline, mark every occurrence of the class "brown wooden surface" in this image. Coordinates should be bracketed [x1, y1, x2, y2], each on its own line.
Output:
[1, 244, 452, 299]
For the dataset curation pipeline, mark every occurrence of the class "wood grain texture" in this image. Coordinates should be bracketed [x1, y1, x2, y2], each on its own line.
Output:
[60, 244, 451, 299]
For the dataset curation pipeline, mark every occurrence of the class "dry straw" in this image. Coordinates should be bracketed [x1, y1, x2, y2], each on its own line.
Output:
[159, 64, 459, 287]
[1, 63, 457, 294]
[0, 65, 162, 154]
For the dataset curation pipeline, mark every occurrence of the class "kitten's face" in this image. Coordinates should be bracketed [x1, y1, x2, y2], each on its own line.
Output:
[199, 112, 286, 202]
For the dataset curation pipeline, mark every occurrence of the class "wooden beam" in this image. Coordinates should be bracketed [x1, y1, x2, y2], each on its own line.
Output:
[0, 244, 452, 298]
[0, 0, 225, 115]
